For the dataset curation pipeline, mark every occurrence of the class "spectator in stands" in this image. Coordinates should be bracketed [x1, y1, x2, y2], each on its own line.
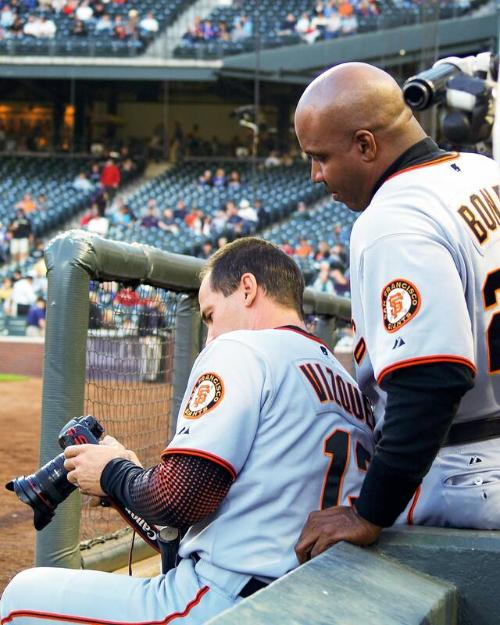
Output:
[278, 13, 297, 35]
[0, 222, 9, 263]
[231, 14, 252, 41]
[75, 0, 93, 22]
[37, 193, 47, 212]
[280, 239, 294, 255]
[324, 8, 341, 38]
[212, 209, 227, 233]
[199, 241, 213, 260]
[238, 198, 258, 227]
[10, 275, 36, 317]
[341, 12, 358, 34]
[295, 237, 313, 257]
[200, 18, 216, 40]
[227, 170, 241, 189]
[39, 15, 56, 38]
[23, 15, 41, 37]
[174, 199, 187, 221]
[141, 201, 161, 229]
[265, 151, 282, 168]
[0, 277, 13, 315]
[185, 206, 203, 233]
[198, 169, 213, 187]
[112, 205, 135, 227]
[15, 193, 37, 213]
[80, 203, 99, 227]
[224, 200, 243, 233]
[71, 18, 88, 36]
[8, 208, 33, 264]
[93, 1, 106, 19]
[113, 14, 127, 39]
[212, 168, 227, 188]
[86, 210, 109, 236]
[26, 297, 46, 337]
[73, 171, 94, 191]
[0, 5, 15, 30]
[160, 208, 179, 234]
[315, 240, 332, 263]
[296, 12, 320, 44]
[89, 162, 101, 185]
[114, 286, 141, 308]
[96, 14, 113, 32]
[295, 201, 310, 221]
[140, 11, 159, 35]
[10, 15, 24, 37]
[312, 262, 336, 294]
[100, 158, 121, 196]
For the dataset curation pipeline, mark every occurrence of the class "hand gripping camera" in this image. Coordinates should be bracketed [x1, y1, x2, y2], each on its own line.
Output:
[6, 415, 104, 531]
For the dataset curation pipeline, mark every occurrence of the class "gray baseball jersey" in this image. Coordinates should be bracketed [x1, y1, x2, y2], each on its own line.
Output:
[0, 326, 375, 625]
[350, 151, 500, 527]
[167, 326, 375, 579]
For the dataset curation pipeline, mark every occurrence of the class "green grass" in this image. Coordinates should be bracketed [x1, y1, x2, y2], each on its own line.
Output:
[0, 374, 30, 382]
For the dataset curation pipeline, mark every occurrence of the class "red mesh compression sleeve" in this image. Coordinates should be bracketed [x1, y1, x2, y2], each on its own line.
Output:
[101, 453, 233, 528]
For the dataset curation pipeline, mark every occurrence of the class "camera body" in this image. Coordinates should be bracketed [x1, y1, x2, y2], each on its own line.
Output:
[403, 52, 498, 152]
[6, 415, 104, 530]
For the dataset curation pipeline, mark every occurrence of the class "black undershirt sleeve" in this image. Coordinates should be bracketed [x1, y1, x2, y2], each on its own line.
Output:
[354, 362, 474, 527]
[100, 453, 234, 529]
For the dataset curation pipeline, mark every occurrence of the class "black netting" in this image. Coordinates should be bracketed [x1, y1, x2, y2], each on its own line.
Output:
[81, 280, 179, 544]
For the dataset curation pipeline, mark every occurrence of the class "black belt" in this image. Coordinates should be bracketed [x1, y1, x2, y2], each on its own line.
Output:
[190, 553, 269, 597]
[442, 417, 500, 447]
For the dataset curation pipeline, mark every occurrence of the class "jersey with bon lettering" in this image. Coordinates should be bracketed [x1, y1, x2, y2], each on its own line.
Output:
[348, 151, 500, 529]
[350, 151, 500, 433]
[165, 325, 375, 579]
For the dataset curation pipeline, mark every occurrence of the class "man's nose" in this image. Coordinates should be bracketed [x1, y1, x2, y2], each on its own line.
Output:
[310, 160, 323, 183]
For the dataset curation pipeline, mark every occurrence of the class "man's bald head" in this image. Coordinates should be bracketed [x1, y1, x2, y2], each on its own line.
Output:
[298, 63, 411, 140]
[295, 62, 427, 211]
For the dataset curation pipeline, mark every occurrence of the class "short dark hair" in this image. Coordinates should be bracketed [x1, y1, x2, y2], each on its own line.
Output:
[201, 237, 304, 318]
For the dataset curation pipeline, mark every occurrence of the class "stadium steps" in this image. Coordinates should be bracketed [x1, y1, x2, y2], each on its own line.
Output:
[148, 0, 229, 58]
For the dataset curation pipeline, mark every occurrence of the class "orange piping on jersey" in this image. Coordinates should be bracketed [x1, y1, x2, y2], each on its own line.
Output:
[377, 355, 476, 385]
[407, 486, 422, 525]
[162, 448, 237, 481]
[0, 587, 210, 625]
[386, 153, 459, 183]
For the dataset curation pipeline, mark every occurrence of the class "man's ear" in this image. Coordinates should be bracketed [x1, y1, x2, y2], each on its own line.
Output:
[240, 273, 258, 306]
[354, 130, 377, 162]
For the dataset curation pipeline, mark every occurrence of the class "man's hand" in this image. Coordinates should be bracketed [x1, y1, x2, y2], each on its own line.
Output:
[63, 440, 141, 497]
[295, 506, 382, 564]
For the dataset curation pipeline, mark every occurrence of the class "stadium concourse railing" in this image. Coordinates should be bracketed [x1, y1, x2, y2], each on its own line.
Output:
[38, 229, 350, 572]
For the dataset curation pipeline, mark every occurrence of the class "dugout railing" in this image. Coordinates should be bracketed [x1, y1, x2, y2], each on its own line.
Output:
[38, 229, 351, 571]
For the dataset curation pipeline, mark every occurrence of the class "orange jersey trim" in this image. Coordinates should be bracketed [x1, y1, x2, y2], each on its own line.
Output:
[1, 586, 210, 625]
[407, 485, 421, 525]
[386, 153, 459, 183]
[161, 448, 237, 481]
[377, 355, 476, 385]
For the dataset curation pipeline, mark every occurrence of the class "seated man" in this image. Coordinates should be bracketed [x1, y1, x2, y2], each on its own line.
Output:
[1, 238, 375, 625]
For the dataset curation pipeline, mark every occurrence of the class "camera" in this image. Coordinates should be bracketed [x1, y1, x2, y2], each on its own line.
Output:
[6, 415, 104, 531]
[403, 52, 498, 150]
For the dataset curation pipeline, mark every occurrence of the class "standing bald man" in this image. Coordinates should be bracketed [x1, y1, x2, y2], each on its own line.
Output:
[295, 62, 500, 561]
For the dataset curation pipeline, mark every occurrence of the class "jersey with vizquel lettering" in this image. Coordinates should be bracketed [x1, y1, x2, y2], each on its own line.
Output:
[165, 326, 374, 579]
[350, 151, 500, 431]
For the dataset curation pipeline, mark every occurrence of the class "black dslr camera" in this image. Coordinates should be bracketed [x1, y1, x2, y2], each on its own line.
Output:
[6, 415, 104, 531]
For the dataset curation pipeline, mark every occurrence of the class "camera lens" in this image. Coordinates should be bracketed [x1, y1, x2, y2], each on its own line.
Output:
[6, 452, 76, 531]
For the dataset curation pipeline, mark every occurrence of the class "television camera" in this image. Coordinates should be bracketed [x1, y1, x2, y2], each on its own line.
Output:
[403, 52, 499, 155]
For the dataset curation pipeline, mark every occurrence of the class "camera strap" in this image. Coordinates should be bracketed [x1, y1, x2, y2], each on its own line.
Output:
[106, 497, 181, 573]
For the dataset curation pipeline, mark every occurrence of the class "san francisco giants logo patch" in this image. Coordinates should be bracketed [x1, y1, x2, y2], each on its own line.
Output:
[184, 372, 224, 419]
[382, 279, 421, 333]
